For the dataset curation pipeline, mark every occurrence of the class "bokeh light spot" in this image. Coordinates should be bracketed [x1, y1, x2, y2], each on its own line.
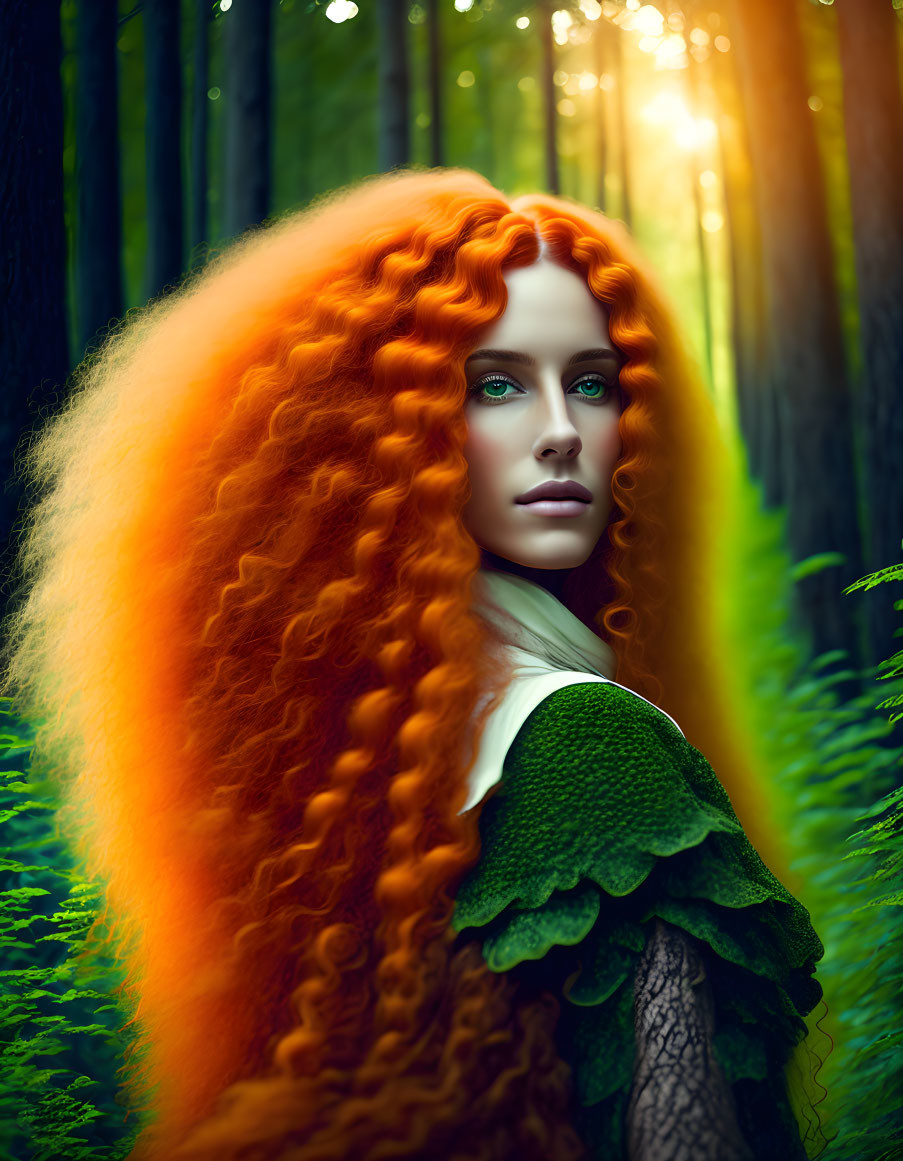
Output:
[325, 0, 358, 21]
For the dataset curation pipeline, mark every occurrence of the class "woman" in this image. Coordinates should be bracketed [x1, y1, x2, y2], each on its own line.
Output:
[0, 168, 827, 1160]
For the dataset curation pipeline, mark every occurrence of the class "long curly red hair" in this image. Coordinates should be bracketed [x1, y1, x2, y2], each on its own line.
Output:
[1, 169, 789, 1159]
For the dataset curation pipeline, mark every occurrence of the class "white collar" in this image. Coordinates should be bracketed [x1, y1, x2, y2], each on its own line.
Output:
[472, 567, 617, 680]
[458, 567, 681, 814]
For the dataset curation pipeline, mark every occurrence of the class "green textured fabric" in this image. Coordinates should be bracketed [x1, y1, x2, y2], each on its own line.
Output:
[451, 682, 824, 1161]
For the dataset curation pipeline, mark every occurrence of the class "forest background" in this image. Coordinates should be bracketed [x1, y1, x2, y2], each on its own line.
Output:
[0, 0, 901, 1158]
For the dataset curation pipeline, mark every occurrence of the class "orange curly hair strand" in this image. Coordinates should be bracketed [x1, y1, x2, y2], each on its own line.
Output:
[0, 169, 794, 1159]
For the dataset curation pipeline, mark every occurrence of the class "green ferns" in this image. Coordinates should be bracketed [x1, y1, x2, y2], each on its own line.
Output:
[727, 492, 903, 1161]
[0, 706, 138, 1161]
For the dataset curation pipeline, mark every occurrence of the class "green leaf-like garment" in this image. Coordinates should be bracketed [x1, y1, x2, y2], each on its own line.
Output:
[451, 682, 824, 1160]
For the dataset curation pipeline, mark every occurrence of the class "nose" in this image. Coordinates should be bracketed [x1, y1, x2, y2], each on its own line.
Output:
[531, 386, 582, 459]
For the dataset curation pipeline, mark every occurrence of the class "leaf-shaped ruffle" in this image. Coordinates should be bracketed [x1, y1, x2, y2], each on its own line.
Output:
[451, 682, 824, 1160]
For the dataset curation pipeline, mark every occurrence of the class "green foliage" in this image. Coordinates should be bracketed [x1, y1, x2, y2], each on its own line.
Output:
[846, 561, 903, 724]
[0, 701, 138, 1161]
[729, 486, 903, 1161]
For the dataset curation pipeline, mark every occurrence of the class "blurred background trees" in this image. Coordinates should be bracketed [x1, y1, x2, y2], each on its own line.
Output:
[0, 1, 901, 1157]
[4, 0, 901, 669]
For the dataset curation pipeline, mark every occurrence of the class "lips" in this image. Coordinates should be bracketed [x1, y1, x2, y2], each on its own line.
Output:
[515, 480, 593, 504]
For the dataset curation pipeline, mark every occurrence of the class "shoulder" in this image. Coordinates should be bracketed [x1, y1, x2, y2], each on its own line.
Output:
[497, 681, 742, 842]
[506, 680, 686, 771]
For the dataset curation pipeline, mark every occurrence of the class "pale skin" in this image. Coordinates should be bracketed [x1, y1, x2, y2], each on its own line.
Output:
[462, 259, 754, 1161]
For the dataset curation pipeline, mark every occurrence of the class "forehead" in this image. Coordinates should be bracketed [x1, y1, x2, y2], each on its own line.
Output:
[475, 260, 612, 356]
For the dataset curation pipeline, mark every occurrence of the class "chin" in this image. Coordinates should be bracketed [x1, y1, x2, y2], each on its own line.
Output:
[499, 546, 595, 571]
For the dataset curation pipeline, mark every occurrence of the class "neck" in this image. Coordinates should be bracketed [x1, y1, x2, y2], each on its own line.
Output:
[479, 550, 571, 603]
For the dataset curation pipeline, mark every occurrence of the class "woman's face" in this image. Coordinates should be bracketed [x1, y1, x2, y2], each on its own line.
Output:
[462, 259, 622, 572]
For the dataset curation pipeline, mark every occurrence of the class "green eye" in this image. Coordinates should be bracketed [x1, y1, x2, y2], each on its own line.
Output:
[470, 376, 519, 403]
[571, 376, 610, 399]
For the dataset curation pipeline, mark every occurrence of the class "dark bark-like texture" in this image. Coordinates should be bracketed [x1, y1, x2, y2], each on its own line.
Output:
[74, 0, 123, 356]
[538, 0, 559, 195]
[627, 919, 754, 1161]
[730, 0, 863, 667]
[190, 0, 210, 263]
[0, 0, 68, 607]
[224, 0, 272, 238]
[426, 0, 443, 167]
[837, 0, 903, 668]
[144, 0, 184, 296]
[377, 0, 410, 171]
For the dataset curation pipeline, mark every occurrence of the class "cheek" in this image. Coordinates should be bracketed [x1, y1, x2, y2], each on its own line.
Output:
[463, 423, 508, 494]
[589, 416, 622, 476]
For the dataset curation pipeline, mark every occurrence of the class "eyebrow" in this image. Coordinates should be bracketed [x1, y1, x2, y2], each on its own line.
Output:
[464, 347, 620, 367]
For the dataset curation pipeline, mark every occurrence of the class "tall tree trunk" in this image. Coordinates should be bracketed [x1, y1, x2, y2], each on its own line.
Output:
[593, 22, 607, 214]
[686, 60, 714, 388]
[478, 41, 495, 181]
[224, 0, 272, 238]
[190, 0, 210, 264]
[0, 0, 68, 605]
[144, 0, 184, 296]
[710, 34, 776, 495]
[426, 0, 443, 167]
[75, 0, 122, 355]
[837, 0, 903, 668]
[730, 0, 863, 667]
[609, 21, 631, 227]
[538, 0, 559, 194]
[377, 0, 410, 171]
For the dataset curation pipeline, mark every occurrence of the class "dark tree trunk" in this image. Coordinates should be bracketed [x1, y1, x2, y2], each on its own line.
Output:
[426, 0, 443, 167]
[144, 0, 184, 296]
[837, 0, 903, 668]
[730, 0, 863, 667]
[538, 0, 559, 194]
[627, 920, 758, 1161]
[190, 0, 210, 264]
[0, 0, 68, 596]
[74, 0, 122, 356]
[377, 0, 410, 171]
[224, 0, 272, 238]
